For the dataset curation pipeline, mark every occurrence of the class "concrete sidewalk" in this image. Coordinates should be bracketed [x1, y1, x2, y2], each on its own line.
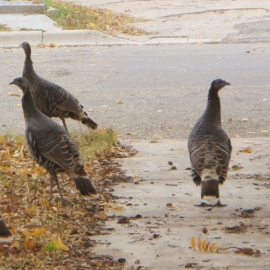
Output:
[92, 138, 270, 269]
[0, 0, 270, 47]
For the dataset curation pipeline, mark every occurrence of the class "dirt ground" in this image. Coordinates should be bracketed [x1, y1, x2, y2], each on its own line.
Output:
[91, 138, 270, 269]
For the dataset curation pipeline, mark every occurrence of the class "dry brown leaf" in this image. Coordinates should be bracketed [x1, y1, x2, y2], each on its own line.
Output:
[197, 237, 202, 251]
[209, 242, 217, 252]
[239, 147, 253, 153]
[191, 236, 196, 250]
[32, 228, 46, 237]
[202, 239, 208, 251]
[23, 231, 37, 249]
[73, 211, 84, 216]
[25, 207, 37, 214]
[231, 164, 244, 170]
[104, 202, 123, 212]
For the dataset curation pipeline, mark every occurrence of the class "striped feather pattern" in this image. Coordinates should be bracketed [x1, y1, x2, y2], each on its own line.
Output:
[10, 77, 96, 203]
[188, 79, 232, 187]
[20, 42, 98, 130]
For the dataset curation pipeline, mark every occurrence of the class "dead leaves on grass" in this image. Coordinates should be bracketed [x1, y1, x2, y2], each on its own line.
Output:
[48, 0, 148, 36]
[0, 134, 133, 269]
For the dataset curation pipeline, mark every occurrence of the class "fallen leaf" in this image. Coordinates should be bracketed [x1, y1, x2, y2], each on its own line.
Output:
[191, 236, 196, 250]
[54, 235, 69, 251]
[7, 92, 21, 97]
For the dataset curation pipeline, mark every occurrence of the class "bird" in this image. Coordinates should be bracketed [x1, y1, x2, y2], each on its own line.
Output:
[20, 41, 98, 132]
[10, 77, 97, 204]
[0, 218, 13, 243]
[188, 79, 232, 207]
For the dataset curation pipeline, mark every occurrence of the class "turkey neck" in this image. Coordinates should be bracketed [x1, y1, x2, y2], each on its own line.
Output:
[203, 87, 222, 126]
[23, 53, 36, 80]
[22, 88, 41, 122]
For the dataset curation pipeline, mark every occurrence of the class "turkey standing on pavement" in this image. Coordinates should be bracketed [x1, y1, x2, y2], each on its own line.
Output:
[20, 41, 98, 131]
[188, 79, 232, 207]
[10, 77, 97, 204]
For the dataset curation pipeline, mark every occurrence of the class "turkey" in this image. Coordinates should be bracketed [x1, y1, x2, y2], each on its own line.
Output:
[10, 77, 97, 204]
[20, 41, 98, 131]
[0, 219, 13, 243]
[188, 79, 232, 207]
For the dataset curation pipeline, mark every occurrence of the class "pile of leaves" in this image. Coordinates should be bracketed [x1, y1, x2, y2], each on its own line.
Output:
[45, 0, 148, 36]
[0, 132, 136, 269]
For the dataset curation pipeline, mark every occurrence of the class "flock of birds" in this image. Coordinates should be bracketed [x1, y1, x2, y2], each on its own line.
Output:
[0, 42, 232, 245]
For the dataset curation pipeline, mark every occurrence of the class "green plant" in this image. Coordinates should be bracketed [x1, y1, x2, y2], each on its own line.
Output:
[72, 128, 118, 159]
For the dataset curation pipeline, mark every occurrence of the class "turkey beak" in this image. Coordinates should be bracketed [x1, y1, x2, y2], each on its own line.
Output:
[9, 79, 17, 86]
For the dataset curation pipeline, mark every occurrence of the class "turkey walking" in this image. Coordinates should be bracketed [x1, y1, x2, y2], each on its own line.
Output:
[20, 41, 98, 131]
[10, 77, 96, 204]
[188, 79, 232, 207]
[0, 219, 13, 243]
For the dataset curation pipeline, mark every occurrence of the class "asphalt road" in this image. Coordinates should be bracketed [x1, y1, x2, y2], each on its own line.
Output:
[1, 43, 270, 139]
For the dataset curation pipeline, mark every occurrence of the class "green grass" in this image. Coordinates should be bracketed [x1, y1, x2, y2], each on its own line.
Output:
[0, 24, 10, 31]
[72, 128, 118, 159]
[2, 128, 118, 161]
[4, 133, 25, 144]
[43, 0, 147, 35]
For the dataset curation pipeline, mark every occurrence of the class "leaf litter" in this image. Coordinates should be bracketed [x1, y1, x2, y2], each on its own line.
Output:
[0, 134, 136, 269]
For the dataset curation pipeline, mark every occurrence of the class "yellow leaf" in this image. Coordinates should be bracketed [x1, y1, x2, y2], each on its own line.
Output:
[97, 213, 108, 219]
[209, 242, 217, 252]
[32, 228, 46, 237]
[104, 203, 123, 212]
[40, 197, 50, 208]
[0, 136, 6, 143]
[0, 166, 11, 172]
[202, 239, 208, 251]
[198, 237, 202, 251]
[20, 167, 29, 176]
[191, 236, 196, 250]
[23, 233, 36, 249]
[73, 211, 84, 216]
[25, 206, 36, 214]
[54, 235, 69, 251]
[12, 240, 20, 248]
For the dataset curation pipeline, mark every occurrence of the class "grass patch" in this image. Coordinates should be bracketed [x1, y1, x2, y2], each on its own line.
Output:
[3, 133, 25, 144]
[43, 0, 147, 36]
[72, 128, 118, 160]
[0, 24, 10, 31]
[2, 128, 118, 161]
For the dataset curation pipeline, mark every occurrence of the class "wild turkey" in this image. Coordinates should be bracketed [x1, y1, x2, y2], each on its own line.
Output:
[20, 41, 98, 131]
[0, 219, 13, 243]
[10, 77, 96, 204]
[188, 79, 232, 207]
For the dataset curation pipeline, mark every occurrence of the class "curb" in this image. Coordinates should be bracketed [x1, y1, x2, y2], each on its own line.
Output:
[0, 30, 225, 48]
[0, 4, 46, 14]
[0, 30, 131, 47]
